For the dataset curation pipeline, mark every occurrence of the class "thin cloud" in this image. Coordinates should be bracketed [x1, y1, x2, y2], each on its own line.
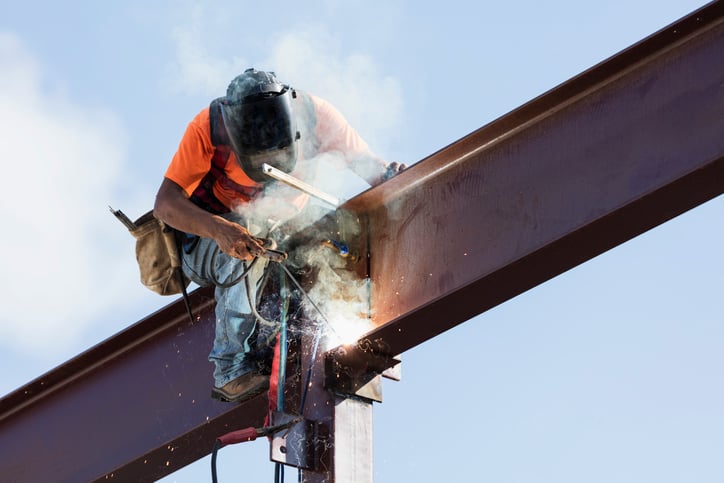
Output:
[266, 25, 403, 154]
[0, 32, 136, 354]
[163, 4, 248, 98]
[163, 6, 402, 158]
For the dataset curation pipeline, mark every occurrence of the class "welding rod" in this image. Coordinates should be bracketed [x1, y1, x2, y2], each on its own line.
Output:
[262, 163, 340, 208]
[109, 206, 137, 230]
[260, 248, 288, 263]
[255, 237, 289, 263]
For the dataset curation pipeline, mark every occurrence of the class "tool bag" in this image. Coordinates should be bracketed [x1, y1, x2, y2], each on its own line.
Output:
[111, 208, 190, 296]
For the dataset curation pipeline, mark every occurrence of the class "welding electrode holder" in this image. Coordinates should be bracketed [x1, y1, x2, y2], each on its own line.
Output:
[216, 418, 302, 447]
[256, 237, 288, 263]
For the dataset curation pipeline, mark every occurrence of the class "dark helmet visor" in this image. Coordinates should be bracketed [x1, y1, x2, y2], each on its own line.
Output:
[221, 87, 298, 183]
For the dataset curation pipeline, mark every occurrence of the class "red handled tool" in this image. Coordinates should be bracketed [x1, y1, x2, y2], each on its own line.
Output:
[216, 418, 301, 447]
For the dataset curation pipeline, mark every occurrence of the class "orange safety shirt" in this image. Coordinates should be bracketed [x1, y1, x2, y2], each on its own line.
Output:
[164, 92, 381, 211]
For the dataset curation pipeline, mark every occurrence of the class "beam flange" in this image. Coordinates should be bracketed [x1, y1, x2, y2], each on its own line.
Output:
[0, 288, 267, 482]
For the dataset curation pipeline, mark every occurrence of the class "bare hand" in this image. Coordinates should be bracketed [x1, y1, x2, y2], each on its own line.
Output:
[215, 222, 265, 260]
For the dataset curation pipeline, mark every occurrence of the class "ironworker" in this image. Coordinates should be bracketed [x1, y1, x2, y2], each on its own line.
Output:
[154, 68, 404, 403]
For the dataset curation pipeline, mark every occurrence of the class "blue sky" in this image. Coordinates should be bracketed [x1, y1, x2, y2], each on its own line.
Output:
[1, 1, 721, 482]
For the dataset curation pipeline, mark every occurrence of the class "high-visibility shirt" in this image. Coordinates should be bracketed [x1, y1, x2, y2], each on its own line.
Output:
[164, 92, 385, 211]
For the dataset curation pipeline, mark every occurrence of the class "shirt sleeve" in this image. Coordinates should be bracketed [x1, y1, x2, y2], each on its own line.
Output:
[309, 94, 388, 185]
[164, 108, 215, 197]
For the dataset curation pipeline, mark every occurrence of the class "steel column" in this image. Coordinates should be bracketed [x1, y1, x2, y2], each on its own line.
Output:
[291, 329, 376, 482]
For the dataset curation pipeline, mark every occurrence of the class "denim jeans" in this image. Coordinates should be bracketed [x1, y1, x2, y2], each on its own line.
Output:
[180, 214, 269, 388]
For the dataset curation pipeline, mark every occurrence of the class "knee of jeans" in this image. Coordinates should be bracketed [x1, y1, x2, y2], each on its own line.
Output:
[182, 256, 213, 287]
[212, 255, 251, 286]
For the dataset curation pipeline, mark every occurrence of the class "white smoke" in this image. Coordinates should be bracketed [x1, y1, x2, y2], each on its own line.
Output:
[298, 243, 375, 350]
[163, 4, 248, 98]
[229, 150, 376, 349]
[266, 25, 403, 158]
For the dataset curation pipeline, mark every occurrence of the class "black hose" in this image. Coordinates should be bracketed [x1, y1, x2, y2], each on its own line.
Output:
[211, 439, 222, 483]
[209, 247, 258, 288]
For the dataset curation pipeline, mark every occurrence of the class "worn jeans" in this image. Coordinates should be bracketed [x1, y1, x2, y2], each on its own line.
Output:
[180, 214, 269, 388]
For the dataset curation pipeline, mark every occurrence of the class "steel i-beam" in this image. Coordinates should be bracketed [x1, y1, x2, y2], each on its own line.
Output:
[336, 0, 724, 367]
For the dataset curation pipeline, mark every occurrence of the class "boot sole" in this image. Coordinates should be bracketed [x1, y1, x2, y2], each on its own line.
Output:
[211, 380, 270, 403]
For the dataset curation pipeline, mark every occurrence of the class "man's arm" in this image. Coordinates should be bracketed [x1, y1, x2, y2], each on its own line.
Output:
[355, 158, 407, 187]
[307, 94, 406, 186]
[153, 178, 264, 260]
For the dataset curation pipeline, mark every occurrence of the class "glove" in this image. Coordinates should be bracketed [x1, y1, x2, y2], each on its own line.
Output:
[382, 161, 407, 181]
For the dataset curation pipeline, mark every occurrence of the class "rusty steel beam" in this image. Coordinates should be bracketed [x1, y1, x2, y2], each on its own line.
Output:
[2, 3, 723, 482]
[0, 288, 268, 482]
[337, 0, 724, 366]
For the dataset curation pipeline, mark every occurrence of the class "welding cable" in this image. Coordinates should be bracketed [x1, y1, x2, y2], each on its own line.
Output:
[277, 268, 289, 411]
[208, 234, 287, 289]
[211, 237, 287, 326]
[211, 439, 222, 483]
[245, 271, 277, 328]
[209, 246, 259, 288]
[274, 269, 289, 483]
[277, 264, 329, 414]
[278, 264, 333, 331]
[266, 266, 294, 483]
[211, 420, 301, 483]
[210, 427, 262, 483]
[275, 260, 371, 413]
[276, 262, 350, 345]
[210, 259, 335, 482]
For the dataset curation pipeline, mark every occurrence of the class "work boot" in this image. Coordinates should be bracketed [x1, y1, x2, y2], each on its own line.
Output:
[211, 371, 269, 403]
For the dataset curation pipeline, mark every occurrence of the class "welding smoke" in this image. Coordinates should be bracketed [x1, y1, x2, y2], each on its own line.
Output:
[233, 160, 374, 349]
[229, 91, 381, 348]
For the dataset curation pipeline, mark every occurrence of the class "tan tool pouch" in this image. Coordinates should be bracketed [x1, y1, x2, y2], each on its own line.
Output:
[129, 210, 190, 296]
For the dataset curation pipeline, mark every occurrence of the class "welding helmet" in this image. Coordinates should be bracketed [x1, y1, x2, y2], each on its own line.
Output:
[221, 68, 299, 183]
